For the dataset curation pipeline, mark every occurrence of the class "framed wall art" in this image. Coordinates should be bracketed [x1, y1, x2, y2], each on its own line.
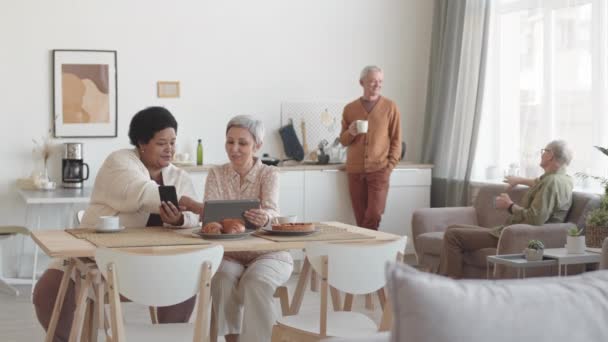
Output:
[53, 49, 118, 137]
[157, 81, 180, 98]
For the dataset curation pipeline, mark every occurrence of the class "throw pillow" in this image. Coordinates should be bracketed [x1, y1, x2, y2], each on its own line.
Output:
[386, 262, 608, 342]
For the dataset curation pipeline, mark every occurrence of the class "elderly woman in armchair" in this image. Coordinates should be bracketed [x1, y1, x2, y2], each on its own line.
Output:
[181, 115, 293, 342]
[439, 140, 574, 278]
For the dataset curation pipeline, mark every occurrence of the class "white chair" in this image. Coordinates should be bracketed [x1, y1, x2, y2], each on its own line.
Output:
[0, 226, 30, 296]
[95, 245, 224, 342]
[272, 237, 406, 342]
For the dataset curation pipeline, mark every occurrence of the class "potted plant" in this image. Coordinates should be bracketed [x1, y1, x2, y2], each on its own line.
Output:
[566, 225, 585, 254]
[524, 240, 545, 261]
[577, 146, 608, 248]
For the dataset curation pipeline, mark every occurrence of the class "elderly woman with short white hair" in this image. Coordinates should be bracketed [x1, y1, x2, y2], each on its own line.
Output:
[181, 115, 293, 342]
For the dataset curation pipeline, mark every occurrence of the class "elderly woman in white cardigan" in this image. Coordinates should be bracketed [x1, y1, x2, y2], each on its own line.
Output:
[181, 115, 293, 342]
[33, 106, 200, 341]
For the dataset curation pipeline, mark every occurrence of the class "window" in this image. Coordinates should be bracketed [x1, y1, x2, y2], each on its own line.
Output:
[472, 0, 608, 190]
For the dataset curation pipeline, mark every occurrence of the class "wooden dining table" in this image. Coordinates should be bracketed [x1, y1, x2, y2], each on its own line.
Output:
[31, 221, 402, 342]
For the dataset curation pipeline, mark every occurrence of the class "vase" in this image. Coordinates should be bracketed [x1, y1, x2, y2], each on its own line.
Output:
[524, 248, 543, 261]
[566, 235, 586, 254]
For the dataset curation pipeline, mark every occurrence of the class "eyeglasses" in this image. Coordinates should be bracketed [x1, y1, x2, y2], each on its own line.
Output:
[541, 148, 552, 154]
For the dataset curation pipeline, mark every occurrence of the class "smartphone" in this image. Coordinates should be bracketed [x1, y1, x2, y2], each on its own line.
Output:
[158, 185, 179, 208]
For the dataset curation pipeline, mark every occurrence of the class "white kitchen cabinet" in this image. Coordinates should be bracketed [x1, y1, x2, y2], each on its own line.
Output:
[303, 170, 356, 225]
[379, 168, 431, 253]
[278, 171, 305, 220]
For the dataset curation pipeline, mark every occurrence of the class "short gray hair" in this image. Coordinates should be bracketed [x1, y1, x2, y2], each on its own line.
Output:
[226, 115, 265, 145]
[360, 65, 383, 81]
[546, 140, 573, 166]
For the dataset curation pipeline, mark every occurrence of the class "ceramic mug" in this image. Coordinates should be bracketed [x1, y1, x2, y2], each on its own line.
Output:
[355, 120, 368, 134]
[273, 215, 298, 224]
[97, 216, 120, 230]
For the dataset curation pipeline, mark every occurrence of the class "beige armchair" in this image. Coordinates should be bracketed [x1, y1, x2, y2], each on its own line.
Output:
[412, 183, 600, 278]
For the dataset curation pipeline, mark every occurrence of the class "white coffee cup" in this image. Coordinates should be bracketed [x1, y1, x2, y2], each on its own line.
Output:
[355, 120, 368, 133]
[97, 216, 120, 230]
[273, 215, 298, 224]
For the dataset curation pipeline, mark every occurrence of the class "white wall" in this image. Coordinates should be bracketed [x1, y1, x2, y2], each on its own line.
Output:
[0, 0, 433, 225]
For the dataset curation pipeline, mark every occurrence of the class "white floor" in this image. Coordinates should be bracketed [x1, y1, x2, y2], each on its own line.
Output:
[0, 271, 389, 342]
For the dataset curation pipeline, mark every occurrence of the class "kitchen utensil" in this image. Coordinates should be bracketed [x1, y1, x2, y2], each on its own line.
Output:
[301, 119, 309, 155]
[261, 153, 281, 166]
[278, 119, 305, 161]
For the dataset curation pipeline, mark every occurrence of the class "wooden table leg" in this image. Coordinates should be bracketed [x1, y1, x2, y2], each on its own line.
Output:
[68, 271, 93, 342]
[45, 259, 75, 342]
[289, 257, 311, 316]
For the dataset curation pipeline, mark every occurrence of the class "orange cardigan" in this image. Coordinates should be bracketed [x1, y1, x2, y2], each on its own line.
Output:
[339, 96, 402, 173]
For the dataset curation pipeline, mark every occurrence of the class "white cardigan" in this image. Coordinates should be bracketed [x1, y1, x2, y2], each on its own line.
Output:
[80, 148, 200, 228]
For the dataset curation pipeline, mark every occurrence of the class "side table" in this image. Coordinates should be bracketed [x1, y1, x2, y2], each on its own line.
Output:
[542, 248, 601, 276]
[486, 254, 557, 279]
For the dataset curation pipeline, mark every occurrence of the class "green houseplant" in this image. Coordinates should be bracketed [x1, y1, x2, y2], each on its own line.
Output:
[524, 239, 545, 261]
[578, 146, 608, 248]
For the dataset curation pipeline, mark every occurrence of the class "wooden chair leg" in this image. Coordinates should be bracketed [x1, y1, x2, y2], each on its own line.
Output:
[210, 305, 218, 342]
[330, 286, 341, 311]
[148, 307, 158, 324]
[310, 269, 319, 292]
[273, 286, 290, 316]
[343, 293, 354, 311]
[365, 293, 374, 310]
[377, 288, 387, 311]
[289, 258, 311, 315]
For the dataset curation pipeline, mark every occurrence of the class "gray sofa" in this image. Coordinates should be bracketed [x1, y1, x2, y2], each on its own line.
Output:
[411, 183, 599, 278]
[322, 237, 608, 342]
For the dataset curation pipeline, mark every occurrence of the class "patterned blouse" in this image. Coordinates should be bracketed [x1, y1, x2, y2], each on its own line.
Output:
[204, 158, 292, 265]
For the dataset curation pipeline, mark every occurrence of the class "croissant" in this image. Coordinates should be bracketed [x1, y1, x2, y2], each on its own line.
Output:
[202, 221, 222, 234]
[221, 218, 246, 234]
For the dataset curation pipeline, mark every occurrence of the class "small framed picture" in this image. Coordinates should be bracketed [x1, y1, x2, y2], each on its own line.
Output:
[52, 49, 118, 138]
[157, 81, 180, 98]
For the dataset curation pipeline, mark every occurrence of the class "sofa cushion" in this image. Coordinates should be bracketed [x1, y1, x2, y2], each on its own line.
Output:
[415, 232, 444, 256]
[386, 263, 608, 342]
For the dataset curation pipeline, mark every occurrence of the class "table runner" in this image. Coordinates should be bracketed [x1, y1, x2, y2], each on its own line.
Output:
[253, 223, 375, 242]
[67, 227, 210, 248]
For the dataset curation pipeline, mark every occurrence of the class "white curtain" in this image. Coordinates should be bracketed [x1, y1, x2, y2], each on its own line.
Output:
[422, 0, 492, 207]
[473, 0, 608, 190]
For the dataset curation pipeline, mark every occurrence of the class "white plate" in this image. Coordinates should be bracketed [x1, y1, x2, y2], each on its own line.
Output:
[261, 227, 319, 236]
[95, 226, 126, 233]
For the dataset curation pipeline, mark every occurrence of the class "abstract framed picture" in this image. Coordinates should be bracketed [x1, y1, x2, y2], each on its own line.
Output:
[53, 49, 118, 138]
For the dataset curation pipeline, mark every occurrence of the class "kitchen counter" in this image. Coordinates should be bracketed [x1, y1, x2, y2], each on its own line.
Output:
[181, 161, 433, 172]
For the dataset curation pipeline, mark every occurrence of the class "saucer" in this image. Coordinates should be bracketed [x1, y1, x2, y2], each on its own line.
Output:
[95, 226, 125, 233]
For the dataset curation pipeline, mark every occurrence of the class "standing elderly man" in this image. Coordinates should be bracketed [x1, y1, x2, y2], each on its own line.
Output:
[339, 65, 402, 230]
[439, 140, 574, 278]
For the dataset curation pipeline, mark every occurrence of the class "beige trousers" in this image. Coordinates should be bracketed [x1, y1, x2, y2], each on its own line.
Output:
[439, 225, 499, 278]
[212, 258, 293, 342]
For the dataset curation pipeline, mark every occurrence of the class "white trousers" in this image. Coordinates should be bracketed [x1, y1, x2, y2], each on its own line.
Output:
[212, 257, 293, 342]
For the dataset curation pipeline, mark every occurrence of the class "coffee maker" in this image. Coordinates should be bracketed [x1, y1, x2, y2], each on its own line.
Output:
[62, 143, 89, 188]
